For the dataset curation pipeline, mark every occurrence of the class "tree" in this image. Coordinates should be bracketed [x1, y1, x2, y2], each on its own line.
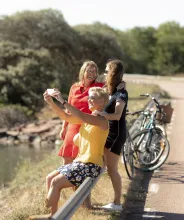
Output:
[0, 9, 81, 89]
[0, 41, 56, 111]
[118, 27, 156, 74]
[74, 23, 124, 72]
[150, 22, 184, 75]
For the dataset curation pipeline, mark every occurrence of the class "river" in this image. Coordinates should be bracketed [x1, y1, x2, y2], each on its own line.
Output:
[0, 144, 53, 185]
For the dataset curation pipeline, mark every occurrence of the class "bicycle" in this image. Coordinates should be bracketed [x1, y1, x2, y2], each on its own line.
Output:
[123, 94, 171, 174]
[129, 105, 167, 137]
[122, 126, 135, 179]
[122, 107, 151, 178]
[122, 109, 156, 178]
[132, 94, 171, 171]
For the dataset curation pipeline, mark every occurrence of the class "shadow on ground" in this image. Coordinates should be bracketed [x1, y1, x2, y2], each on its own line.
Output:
[115, 162, 184, 220]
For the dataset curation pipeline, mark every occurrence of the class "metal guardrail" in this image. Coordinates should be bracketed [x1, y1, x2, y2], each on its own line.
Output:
[51, 169, 104, 220]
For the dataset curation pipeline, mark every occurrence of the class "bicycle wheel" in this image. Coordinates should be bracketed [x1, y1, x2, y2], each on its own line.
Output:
[132, 128, 170, 171]
[122, 133, 135, 179]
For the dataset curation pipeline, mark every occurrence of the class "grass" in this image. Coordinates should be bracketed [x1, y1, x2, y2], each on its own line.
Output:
[0, 150, 60, 220]
[0, 82, 164, 220]
[0, 152, 130, 220]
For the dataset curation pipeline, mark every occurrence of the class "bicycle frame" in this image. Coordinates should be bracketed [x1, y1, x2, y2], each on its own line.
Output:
[130, 105, 165, 162]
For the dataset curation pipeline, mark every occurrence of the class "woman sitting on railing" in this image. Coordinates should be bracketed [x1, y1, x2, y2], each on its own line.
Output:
[42, 87, 109, 218]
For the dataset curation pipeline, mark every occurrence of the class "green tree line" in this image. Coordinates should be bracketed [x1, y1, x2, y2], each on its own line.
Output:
[0, 9, 184, 116]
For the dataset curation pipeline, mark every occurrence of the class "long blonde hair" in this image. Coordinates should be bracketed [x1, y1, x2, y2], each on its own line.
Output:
[78, 60, 98, 83]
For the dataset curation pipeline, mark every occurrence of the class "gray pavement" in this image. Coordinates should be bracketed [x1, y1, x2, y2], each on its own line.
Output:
[121, 75, 184, 220]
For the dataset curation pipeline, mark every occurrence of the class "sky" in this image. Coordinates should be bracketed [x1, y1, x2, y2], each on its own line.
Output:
[0, 0, 183, 31]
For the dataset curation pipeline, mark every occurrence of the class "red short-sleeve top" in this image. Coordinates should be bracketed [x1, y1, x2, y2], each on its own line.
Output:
[68, 82, 104, 114]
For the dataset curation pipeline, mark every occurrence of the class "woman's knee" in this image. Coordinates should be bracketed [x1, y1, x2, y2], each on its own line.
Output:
[46, 173, 53, 183]
[50, 175, 69, 191]
[50, 177, 61, 190]
[46, 170, 59, 183]
[106, 165, 118, 175]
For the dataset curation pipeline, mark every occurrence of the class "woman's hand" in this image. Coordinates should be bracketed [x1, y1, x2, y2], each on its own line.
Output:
[43, 91, 54, 105]
[117, 81, 126, 90]
[59, 127, 67, 140]
[94, 110, 107, 117]
[47, 88, 65, 104]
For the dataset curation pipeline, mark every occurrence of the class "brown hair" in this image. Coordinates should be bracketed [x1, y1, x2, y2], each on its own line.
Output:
[78, 60, 98, 83]
[106, 59, 124, 95]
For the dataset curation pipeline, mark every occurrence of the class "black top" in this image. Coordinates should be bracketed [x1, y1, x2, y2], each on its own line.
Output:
[104, 88, 128, 128]
[103, 88, 128, 155]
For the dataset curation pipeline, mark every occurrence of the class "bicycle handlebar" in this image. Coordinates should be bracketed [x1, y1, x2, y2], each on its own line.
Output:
[140, 93, 149, 97]
[126, 110, 143, 116]
[126, 109, 153, 117]
[140, 93, 161, 111]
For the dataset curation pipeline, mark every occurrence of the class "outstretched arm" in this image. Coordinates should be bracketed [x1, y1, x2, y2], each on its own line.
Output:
[47, 89, 108, 130]
[62, 101, 108, 130]
[60, 86, 73, 139]
[43, 91, 82, 124]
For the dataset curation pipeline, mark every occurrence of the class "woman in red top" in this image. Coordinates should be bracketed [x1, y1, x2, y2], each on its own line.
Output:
[58, 61, 104, 164]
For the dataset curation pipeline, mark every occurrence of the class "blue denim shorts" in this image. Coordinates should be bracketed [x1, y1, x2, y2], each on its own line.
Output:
[57, 162, 102, 186]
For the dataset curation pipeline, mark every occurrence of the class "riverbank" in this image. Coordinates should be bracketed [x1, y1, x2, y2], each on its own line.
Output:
[0, 117, 62, 147]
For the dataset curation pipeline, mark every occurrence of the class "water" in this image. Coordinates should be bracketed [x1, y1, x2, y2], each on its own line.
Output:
[0, 144, 53, 185]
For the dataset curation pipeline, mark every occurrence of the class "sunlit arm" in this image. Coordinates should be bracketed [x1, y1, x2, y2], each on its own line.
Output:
[49, 101, 82, 124]
[61, 109, 70, 128]
[64, 102, 108, 130]
[101, 101, 125, 121]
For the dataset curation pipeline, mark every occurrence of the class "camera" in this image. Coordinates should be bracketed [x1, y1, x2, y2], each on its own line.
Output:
[47, 89, 55, 95]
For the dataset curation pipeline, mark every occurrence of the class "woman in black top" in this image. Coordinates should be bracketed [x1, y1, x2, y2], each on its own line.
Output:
[96, 59, 128, 211]
[104, 87, 128, 155]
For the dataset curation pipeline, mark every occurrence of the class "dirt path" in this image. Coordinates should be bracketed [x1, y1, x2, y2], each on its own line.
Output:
[121, 75, 184, 219]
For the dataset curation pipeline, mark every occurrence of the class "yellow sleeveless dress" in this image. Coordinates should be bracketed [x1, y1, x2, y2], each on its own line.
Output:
[74, 123, 108, 167]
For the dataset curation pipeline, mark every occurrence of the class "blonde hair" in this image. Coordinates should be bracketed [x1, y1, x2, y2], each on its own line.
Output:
[78, 60, 98, 82]
[89, 87, 109, 107]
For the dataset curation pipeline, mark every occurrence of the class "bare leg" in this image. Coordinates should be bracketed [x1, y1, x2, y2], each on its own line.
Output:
[62, 157, 77, 194]
[46, 174, 74, 215]
[104, 148, 122, 205]
[46, 170, 60, 194]
[62, 157, 78, 195]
